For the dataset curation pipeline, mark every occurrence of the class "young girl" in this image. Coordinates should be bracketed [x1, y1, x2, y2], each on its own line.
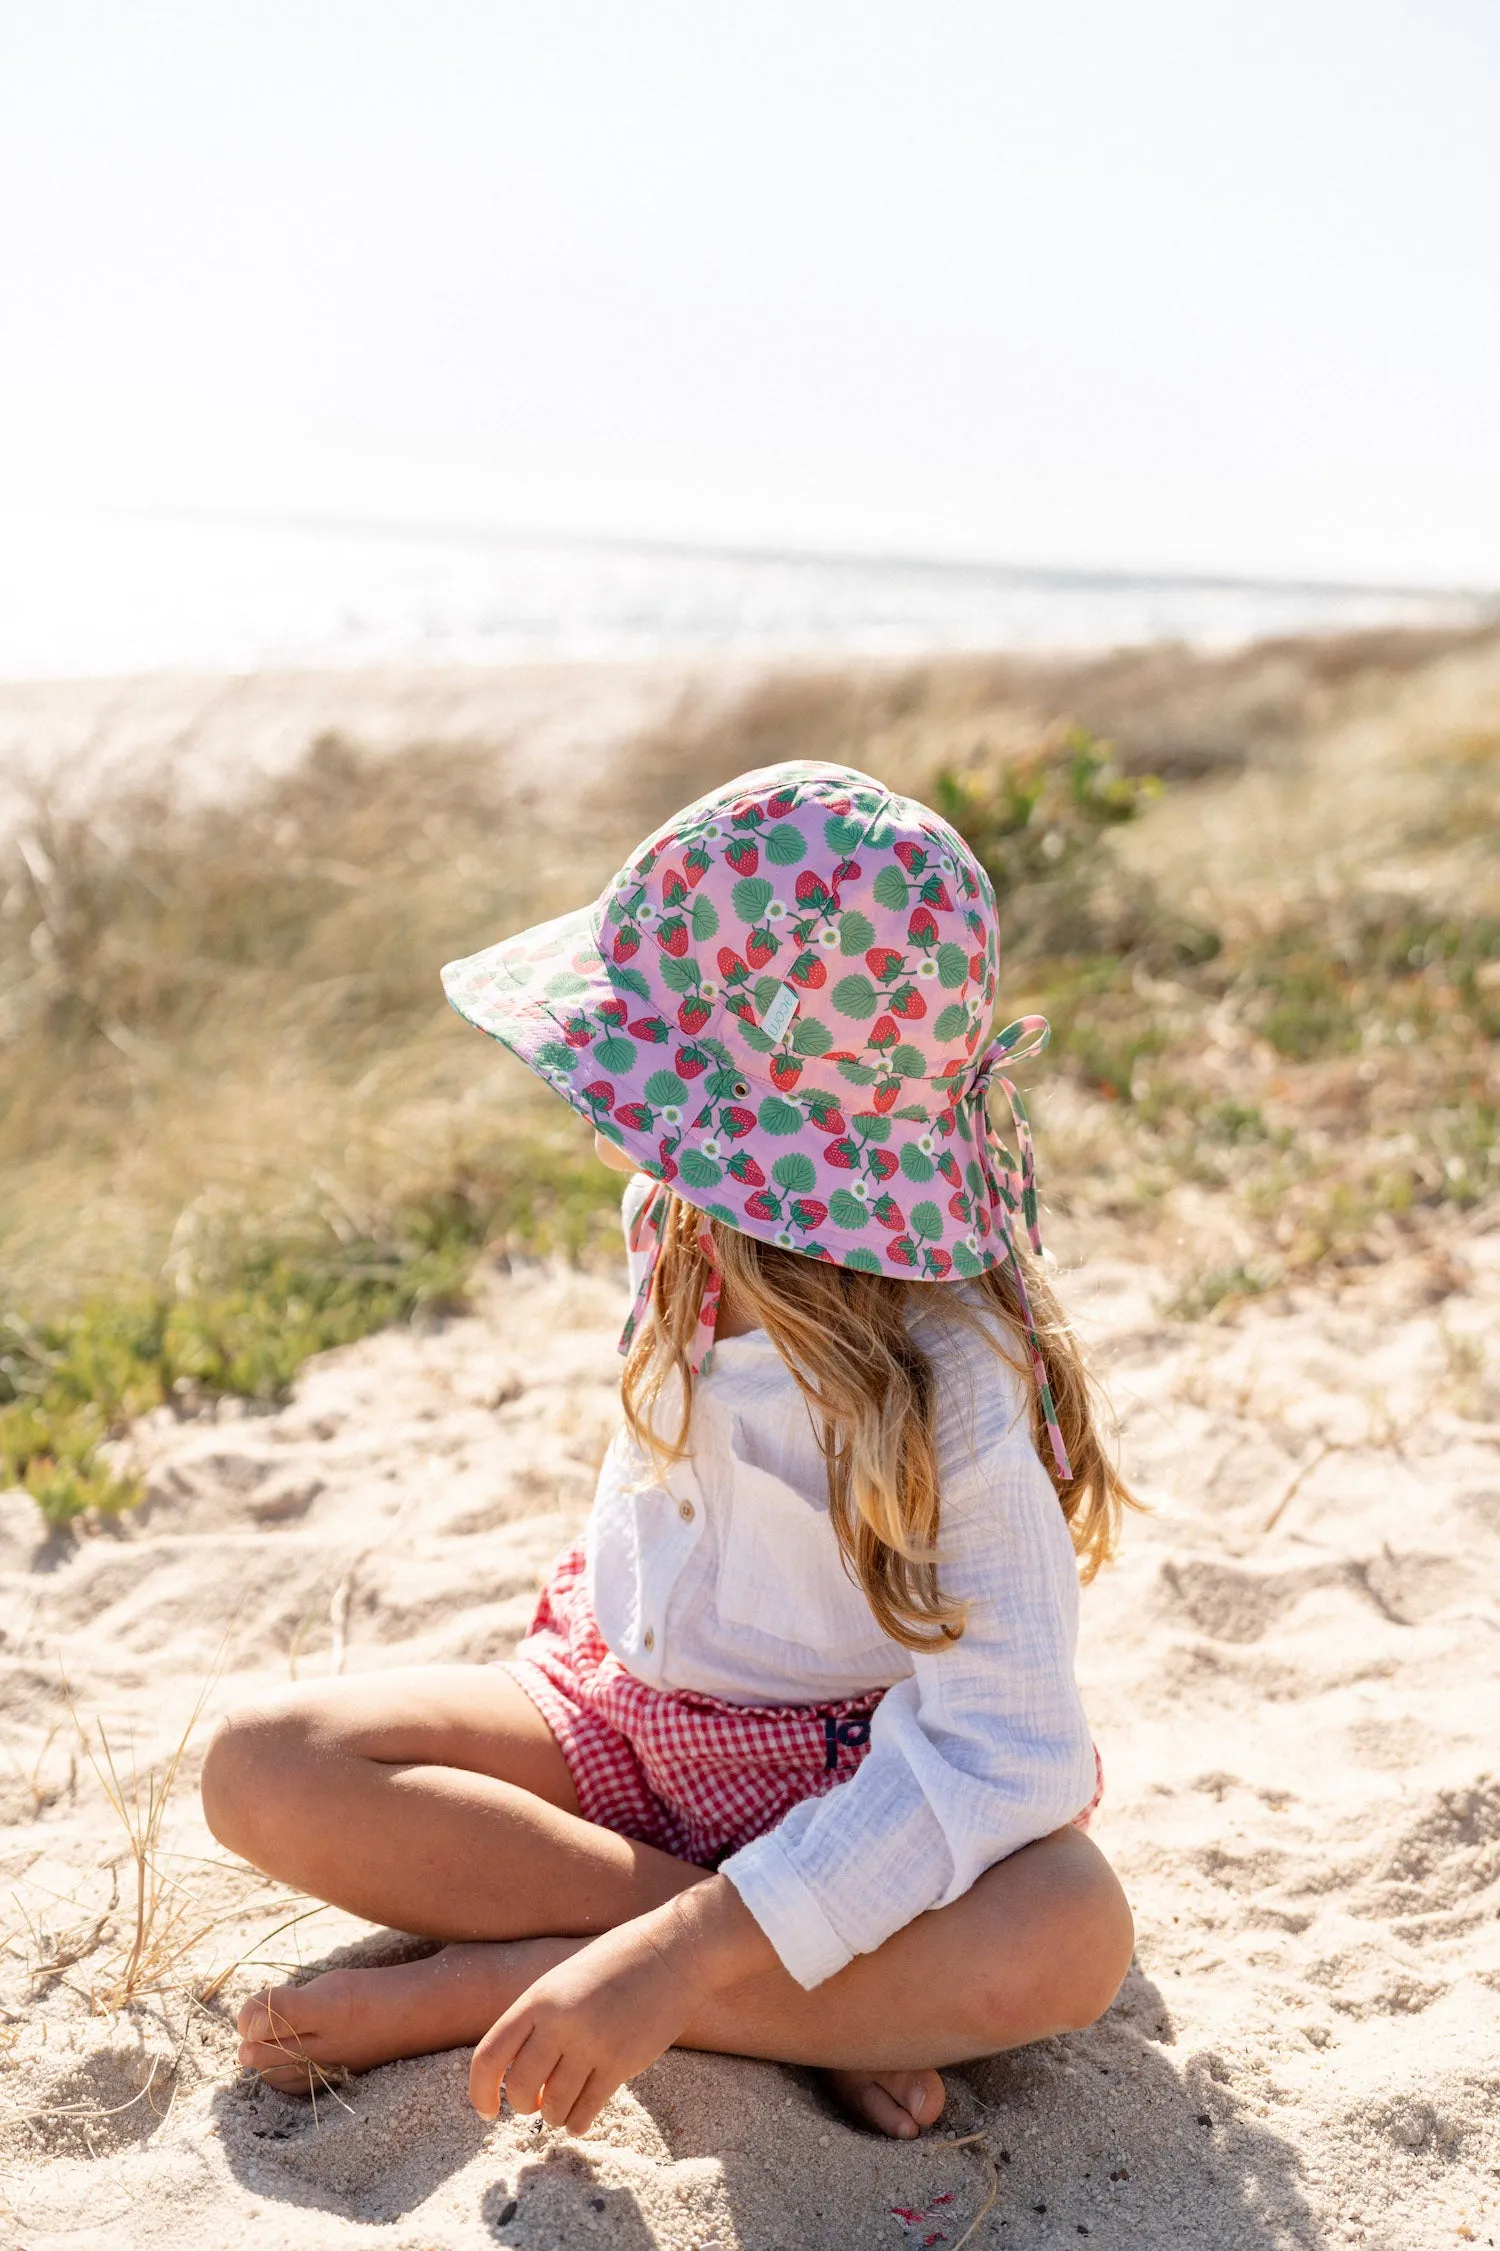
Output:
[203, 760, 1134, 2143]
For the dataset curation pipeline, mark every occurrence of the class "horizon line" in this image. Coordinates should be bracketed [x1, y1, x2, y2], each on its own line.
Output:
[18, 499, 1500, 611]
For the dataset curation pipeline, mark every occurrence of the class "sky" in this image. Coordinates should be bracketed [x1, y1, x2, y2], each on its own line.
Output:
[1, 0, 1497, 586]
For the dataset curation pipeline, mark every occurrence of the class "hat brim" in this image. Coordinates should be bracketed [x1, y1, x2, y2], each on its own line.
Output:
[443, 906, 1019, 1286]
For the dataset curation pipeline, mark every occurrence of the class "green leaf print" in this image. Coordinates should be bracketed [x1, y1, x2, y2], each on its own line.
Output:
[910, 1200, 943, 1242]
[899, 1145, 935, 1182]
[843, 1245, 882, 1272]
[934, 1003, 969, 1043]
[836, 1059, 877, 1085]
[534, 1040, 578, 1073]
[753, 974, 782, 1014]
[872, 865, 908, 911]
[765, 823, 807, 866]
[966, 1161, 986, 1194]
[593, 1035, 637, 1073]
[757, 1095, 803, 1135]
[688, 896, 720, 940]
[644, 1070, 687, 1106]
[739, 1022, 776, 1053]
[891, 1043, 926, 1077]
[828, 1189, 870, 1229]
[612, 964, 653, 1000]
[936, 943, 970, 990]
[852, 1112, 891, 1143]
[837, 908, 875, 956]
[544, 971, 590, 998]
[731, 876, 774, 924]
[790, 1016, 831, 1056]
[704, 1202, 738, 1225]
[824, 814, 864, 857]
[952, 1242, 984, 1277]
[831, 973, 878, 1019]
[771, 1152, 816, 1193]
[678, 1149, 724, 1189]
[657, 956, 697, 992]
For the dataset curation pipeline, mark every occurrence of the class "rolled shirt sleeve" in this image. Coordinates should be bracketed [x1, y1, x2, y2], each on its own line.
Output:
[720, 1355, 1097, 1990]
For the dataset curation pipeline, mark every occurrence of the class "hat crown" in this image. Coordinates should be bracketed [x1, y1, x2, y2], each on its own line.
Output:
[600, 762, 1000, 1109]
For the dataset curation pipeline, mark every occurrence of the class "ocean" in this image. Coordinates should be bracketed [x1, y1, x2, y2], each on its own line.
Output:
[0, 506, 1490, 678]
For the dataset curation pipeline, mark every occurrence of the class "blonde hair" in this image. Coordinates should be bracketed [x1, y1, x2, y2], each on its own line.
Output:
[621, 1192, 1134, 1652]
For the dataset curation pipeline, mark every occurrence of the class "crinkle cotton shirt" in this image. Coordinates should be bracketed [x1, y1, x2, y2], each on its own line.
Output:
[587, 1173, 1097, 1990]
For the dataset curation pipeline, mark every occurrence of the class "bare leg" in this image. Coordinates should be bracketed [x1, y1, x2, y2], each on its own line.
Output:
[204, 1671, 1131, 2135]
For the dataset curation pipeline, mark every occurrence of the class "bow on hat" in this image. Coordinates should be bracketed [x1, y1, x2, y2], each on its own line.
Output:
[615, 1014, 1072, 1484]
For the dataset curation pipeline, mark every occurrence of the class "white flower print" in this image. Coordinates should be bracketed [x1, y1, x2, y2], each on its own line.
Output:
[851, 1179, 869, 1202]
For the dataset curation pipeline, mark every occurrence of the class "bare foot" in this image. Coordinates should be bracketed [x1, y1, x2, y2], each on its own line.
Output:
[823, 2066, 946, 2140]
[237, 1937, 580, 2093]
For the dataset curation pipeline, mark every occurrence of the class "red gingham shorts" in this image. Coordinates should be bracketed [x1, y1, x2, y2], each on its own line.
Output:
[504, 1542, 1103, 1870]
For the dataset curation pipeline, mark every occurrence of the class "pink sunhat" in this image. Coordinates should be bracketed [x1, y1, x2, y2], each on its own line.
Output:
[442, 760, 1070, 1476]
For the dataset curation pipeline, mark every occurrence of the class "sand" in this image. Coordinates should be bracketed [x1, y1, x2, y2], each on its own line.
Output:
[3, 1232, 1499, 2250]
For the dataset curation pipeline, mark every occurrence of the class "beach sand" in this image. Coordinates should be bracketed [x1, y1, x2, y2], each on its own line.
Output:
[3, 1230, 1497, 2250]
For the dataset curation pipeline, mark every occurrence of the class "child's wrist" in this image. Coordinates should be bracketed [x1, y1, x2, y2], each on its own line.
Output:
[650, 1877, 776, 1994]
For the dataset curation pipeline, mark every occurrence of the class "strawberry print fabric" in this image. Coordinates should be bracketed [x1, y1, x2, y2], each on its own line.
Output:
[442, 760, 1071, 1473]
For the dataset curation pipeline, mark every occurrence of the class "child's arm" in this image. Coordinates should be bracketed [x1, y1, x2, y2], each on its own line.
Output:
[467, 1874, 774, 2130]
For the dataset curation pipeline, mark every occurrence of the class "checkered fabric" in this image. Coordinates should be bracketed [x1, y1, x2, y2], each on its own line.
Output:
[506, 1543, 1102, 1870]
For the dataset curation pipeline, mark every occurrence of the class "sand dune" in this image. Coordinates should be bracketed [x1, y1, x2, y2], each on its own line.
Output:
[3, 1237, 1498, 2250]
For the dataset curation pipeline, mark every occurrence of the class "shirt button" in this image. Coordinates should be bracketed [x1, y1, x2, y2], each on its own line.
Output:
[643, 1627, 655, 1652]
[678, 1499, 695, 1522]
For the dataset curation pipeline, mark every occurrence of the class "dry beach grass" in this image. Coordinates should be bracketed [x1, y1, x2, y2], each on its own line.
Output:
[2, 625, 1500, 2248]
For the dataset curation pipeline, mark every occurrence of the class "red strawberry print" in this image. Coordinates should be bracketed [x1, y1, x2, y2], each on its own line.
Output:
[562, 1018, 592, 1048]
[745, 928, 777, 969]
[677, 998, 711, 1035]
[727, 1150, 766, 1186]
[920, 876, 955, 911]
[894, 841, 927, 874]
[661, 866, 688, 906]
[872, 1080, 902, 1113]
[826, 796, 852, 814]
[725, 839, 759, 876]
[832, 859, 861, 883]
[869, 1146, 900, 1180]
[825, 1138, 859, 1169]
[889, 985, 925, 1018]
[582, 1080, 615, 1107]
[808, 1102, 846, 1135]
[744, 1189, 781, 1223]
[612, 927, 640, 963]
[598, 997, 628, 1025]
[970, 950, 985, 983]
[888, 1237, 918, 1268]
[789, 951, 826, 989]
[794, 870, 830, 907]
[869, 1013, 900, 1050]
[948, 1190, 972, 1221]
[721, 1105, 756, 1139]
[926, 1248, 953, 1278]
[614, 1103, 651, 1130]
[766, 786, 798, 818]
[790, 1197, 828, 1231]
[907, 905, 939, 946]
[726, 995, 757, 1025]
[676, 1043, 708, 1076]
[657, 917, 689, 957]
[684, 845, 711, 887]
[656, 1150, 678, 1182]
[629, 1016, 670, 1043]
[637, 847, 660, 877]
[769, 1055, 803, 1091]
[937, 1150, 961, 1186]
[866, 946, 905, 980]
[718, 946, 750, 984]
[871, 1194, 905, 1231]
[729, 801, 764, 829]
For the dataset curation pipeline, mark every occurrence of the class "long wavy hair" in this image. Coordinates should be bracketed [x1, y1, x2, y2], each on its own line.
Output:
[620, 1191, 1134, 1651]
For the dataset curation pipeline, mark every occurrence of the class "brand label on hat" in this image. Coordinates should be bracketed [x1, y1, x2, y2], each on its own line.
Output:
[760, 981, 800, 1043]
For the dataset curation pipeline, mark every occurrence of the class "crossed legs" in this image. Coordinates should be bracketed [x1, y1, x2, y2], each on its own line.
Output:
[201, 1666, 1133, 2139]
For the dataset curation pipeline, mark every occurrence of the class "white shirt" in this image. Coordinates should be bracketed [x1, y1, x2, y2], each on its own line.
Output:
[588, 1174, 1098, 1989]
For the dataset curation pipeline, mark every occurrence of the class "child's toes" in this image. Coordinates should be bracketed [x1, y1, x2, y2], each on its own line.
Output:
[823, 2066, 947, 2139]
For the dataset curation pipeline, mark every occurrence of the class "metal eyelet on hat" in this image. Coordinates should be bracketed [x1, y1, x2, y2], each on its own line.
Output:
[733, 1081, 749, 1098]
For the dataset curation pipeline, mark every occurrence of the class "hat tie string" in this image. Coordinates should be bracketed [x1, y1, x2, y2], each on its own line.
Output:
[970, 1016, 1073, 1484]
[619, 1182, 722, 1377]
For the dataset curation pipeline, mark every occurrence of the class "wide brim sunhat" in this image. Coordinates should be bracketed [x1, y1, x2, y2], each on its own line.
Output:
[442, 760, 1070, 1474]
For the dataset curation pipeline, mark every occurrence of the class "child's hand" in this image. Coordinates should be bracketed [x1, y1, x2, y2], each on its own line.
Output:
[468, 1880, 773, 2135]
